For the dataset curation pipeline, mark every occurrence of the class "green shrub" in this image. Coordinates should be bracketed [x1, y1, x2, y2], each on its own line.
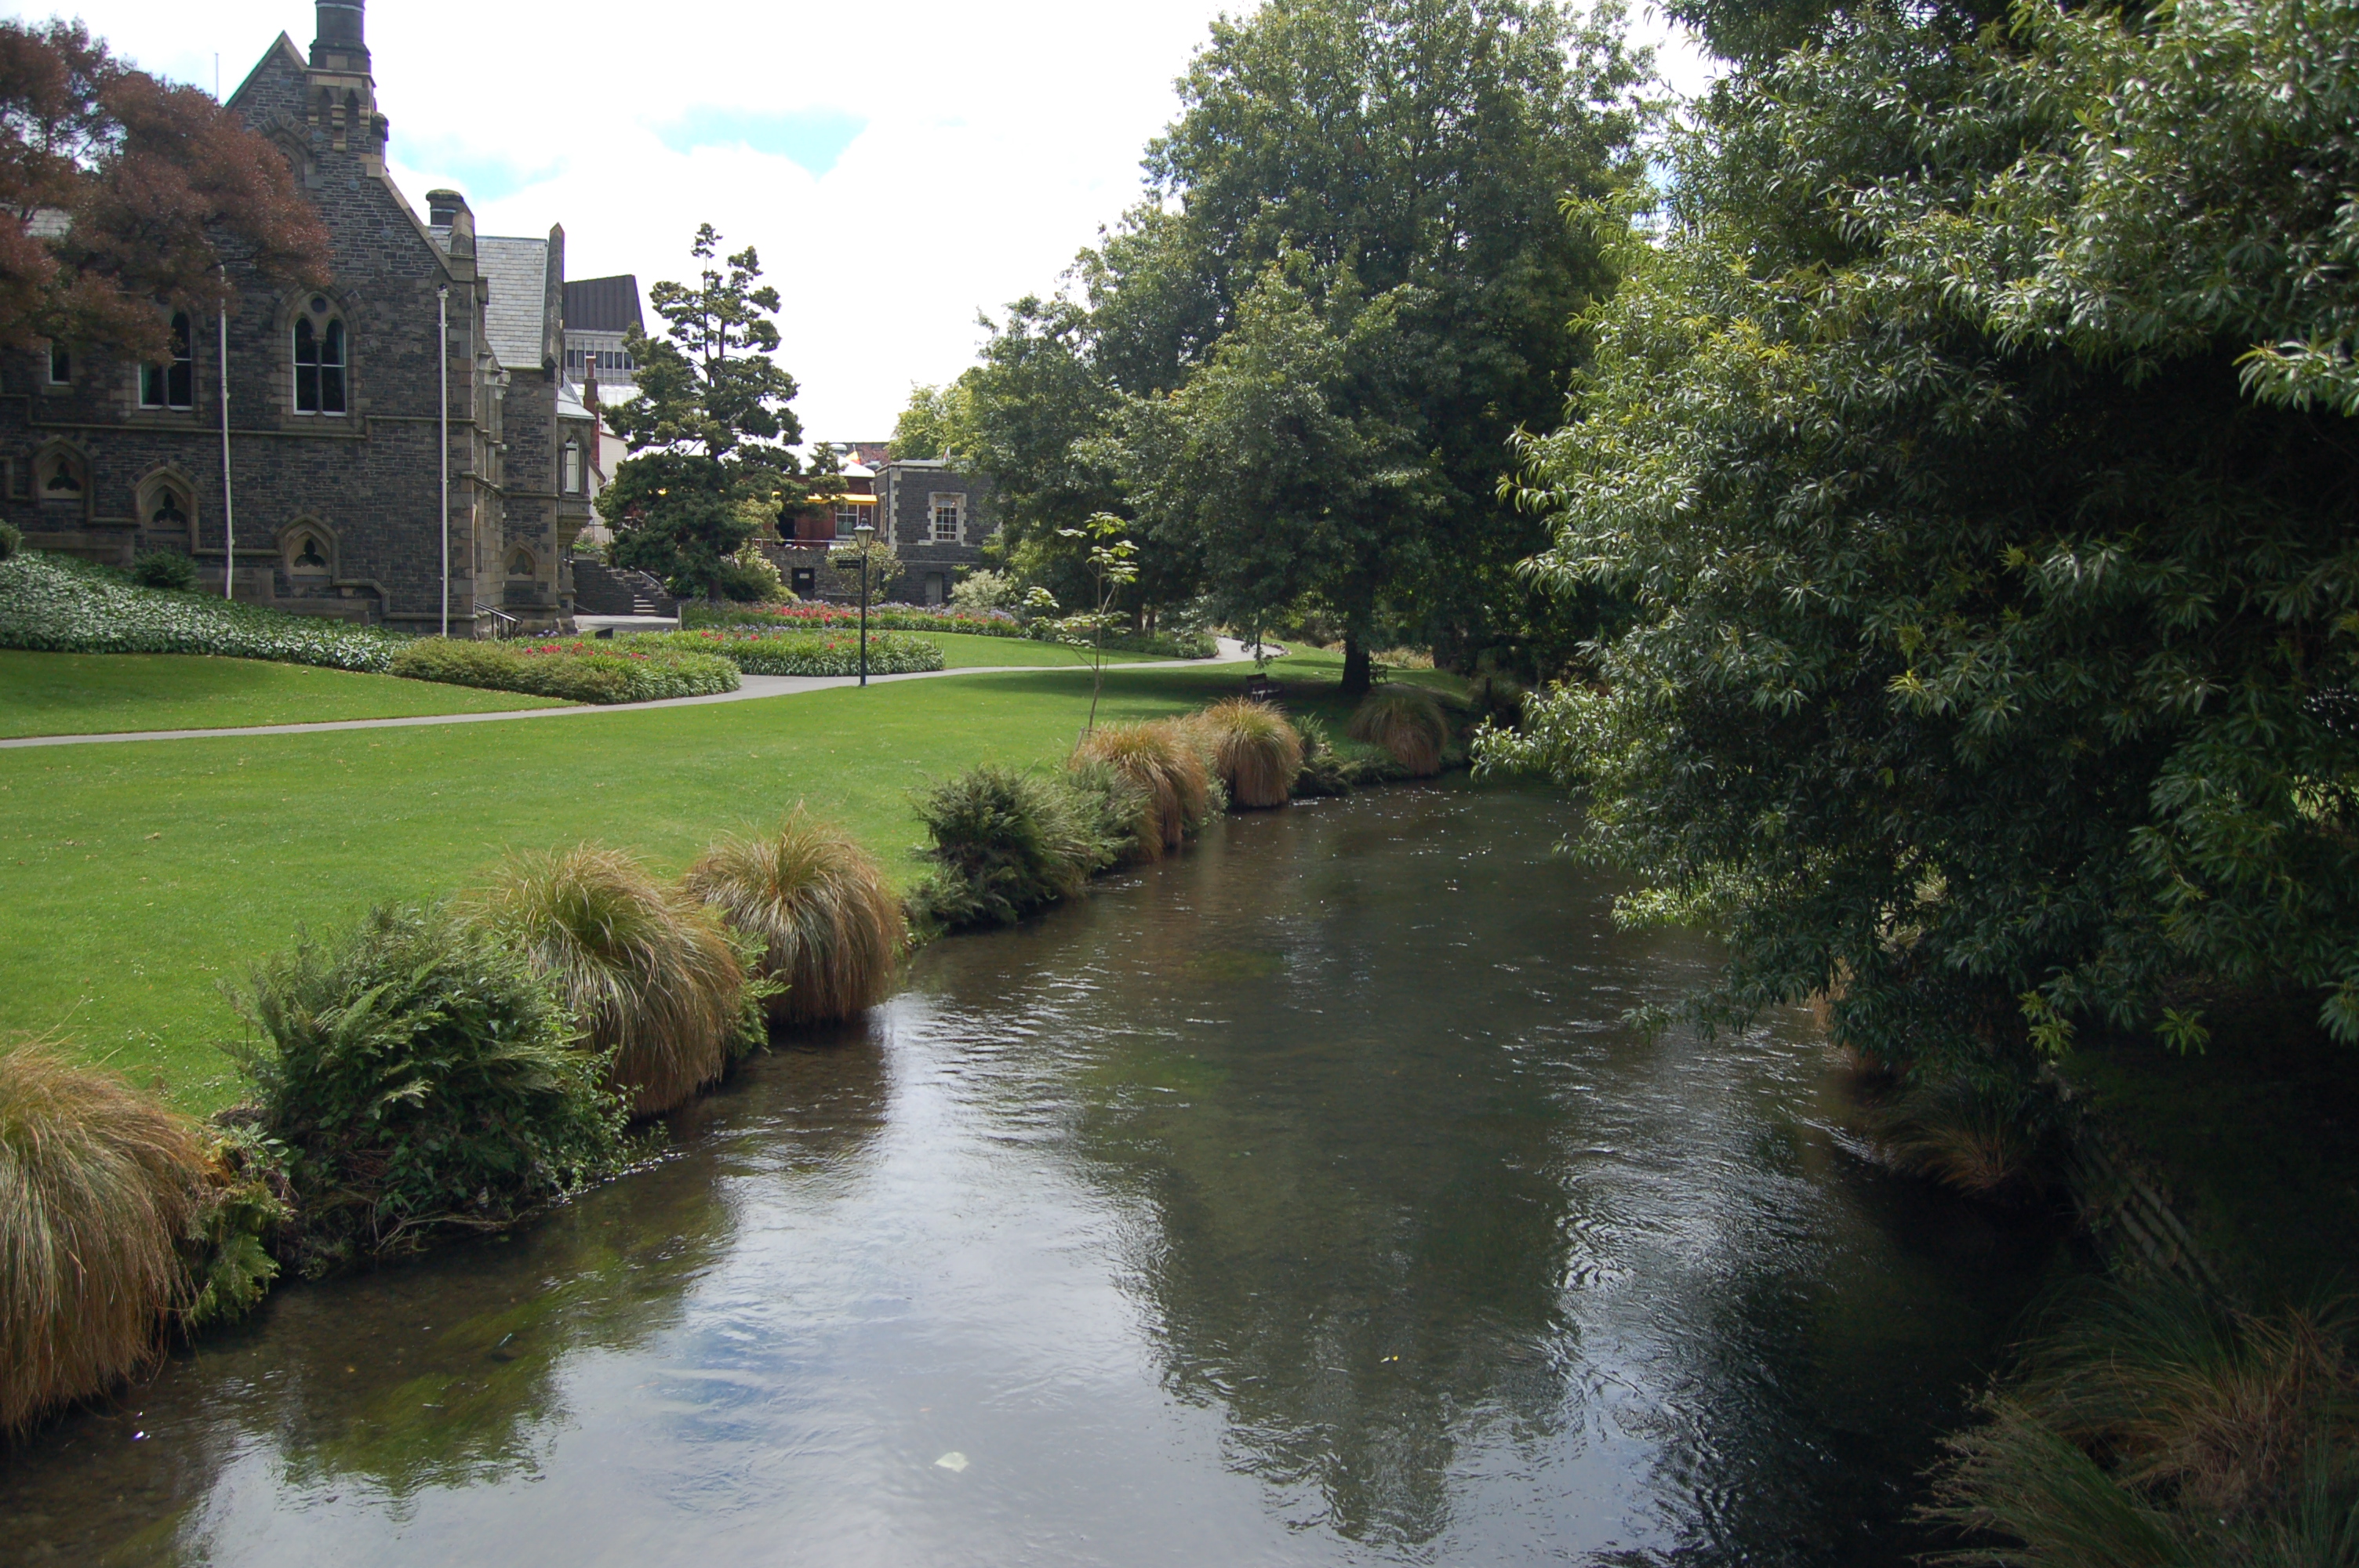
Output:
[948, 568, 1018, 612]
[129, 550, 198, 591]
[181, 1124, 290, 1330]
[1198, 699, 1305, 809]
[0, 548, 404, 669]
[388, 637, 739, 704]
[686, 811, 907, 1027]
[1466, 671, 1528, 731]
[681, 600, 1217, 658]
[461, 846, 760, 1116]
[1347, 686, 1451, 778]
[615, 628, 944, 677]
[0, 520, 18, 561]
[908, 766, 1121, 930]
[1, 1036, 207, 1435]
[1928, 1283, 2359, 1565]
[229, 905, 628, 1271]
[1070, 720, 1213, 858]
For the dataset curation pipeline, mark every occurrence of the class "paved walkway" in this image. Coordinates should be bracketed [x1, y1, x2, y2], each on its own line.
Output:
[0, 639, 1274, 750]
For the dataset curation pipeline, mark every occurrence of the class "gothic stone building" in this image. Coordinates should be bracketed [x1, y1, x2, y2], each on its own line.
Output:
[0, 2, 592, 633]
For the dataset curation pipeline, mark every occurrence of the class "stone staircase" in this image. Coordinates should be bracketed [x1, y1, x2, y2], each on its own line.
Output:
[573, 560, 678, 618]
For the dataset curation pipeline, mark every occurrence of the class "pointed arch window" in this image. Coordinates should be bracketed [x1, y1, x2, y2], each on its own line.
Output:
[293, 300, 347, 416]
[140, 313, 194, 410]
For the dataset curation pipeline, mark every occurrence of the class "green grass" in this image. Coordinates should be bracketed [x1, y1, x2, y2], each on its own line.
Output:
[0, 652, 563, 738]
[925, 632, 1185, 668]
[0, 652, 1450, 1115]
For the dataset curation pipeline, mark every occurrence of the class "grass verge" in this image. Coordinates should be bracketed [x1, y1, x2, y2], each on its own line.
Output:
[0, 652, 564, 738]
[1, 652, 1450, 1114]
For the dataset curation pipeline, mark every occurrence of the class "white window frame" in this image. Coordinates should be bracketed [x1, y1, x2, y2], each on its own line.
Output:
[562, 439, 583, 495]
[929, 492, 963, 543]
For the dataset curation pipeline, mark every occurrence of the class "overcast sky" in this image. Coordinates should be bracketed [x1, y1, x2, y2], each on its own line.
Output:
[9, 0, 1712, 441]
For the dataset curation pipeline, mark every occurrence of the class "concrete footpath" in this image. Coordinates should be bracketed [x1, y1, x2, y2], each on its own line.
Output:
[0, 639, 1273, 750]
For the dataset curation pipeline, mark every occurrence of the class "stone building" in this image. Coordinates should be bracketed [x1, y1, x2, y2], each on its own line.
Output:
[878, 457, 995, 606]
[0, 2, 590, 633]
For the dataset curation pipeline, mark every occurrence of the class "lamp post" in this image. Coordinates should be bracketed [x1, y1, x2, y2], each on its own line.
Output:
[855, 519, 874, 687]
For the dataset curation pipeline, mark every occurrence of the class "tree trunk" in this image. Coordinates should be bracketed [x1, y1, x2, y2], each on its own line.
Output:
[1340, 634, 1372, 700]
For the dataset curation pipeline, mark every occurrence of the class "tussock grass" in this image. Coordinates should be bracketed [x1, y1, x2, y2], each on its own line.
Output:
[1, 1036, 205, 1434]
[1928, 1283, 2359, 1564]
[1070, 720, 1212, 856]
[686, 811, 906, 1027]
[1199, 699, 1304, 808]
[1347, 686, 1450, 777]
[463, 846, 750, 1115]
[1864, 1069, 2059, 1201]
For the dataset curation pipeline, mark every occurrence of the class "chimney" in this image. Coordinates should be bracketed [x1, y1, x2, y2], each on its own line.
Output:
[312, 2, 369, 67]
[427, 190, 474, 258]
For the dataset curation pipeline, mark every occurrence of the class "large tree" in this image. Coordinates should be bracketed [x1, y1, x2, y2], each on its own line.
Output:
[0, 19, 329, 361]
[1484, 0, 2359, 1069]
[602, 225, 807, 597]
[969, 0, 1648, 689]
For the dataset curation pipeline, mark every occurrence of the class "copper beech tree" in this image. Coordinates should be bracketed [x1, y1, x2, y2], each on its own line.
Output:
[0, 19, 329, 364]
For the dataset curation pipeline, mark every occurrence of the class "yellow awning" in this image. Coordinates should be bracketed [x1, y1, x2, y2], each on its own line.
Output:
[812, 492, 878, 504]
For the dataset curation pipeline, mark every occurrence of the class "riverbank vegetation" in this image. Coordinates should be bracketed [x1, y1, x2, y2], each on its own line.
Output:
[685, 814, 908, 1027]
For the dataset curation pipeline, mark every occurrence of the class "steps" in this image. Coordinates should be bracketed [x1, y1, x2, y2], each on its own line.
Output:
[574, 560, 678, 619]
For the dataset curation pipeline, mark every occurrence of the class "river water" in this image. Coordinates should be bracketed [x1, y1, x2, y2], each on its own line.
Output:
[2, 784, 2069, 1566]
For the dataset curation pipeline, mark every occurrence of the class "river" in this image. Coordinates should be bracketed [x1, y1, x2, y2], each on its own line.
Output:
[2, 783, 2070, 1565]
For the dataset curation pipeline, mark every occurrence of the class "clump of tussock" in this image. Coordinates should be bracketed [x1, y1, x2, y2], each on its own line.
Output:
[463, 845, 757, 1115]
[1347, 686, 1451, 777]
[1862, 1068, 2062, 1202]
[1, 1036, 207, 1434]
[1198, 698, 1304, 808]
[685, 811, 906, 1027]
[1928, 1282, 2359, 1565]
[1070, 720, 1212, 857]
[908, 765, 1123, 930]
[232, 905, 628, 1268]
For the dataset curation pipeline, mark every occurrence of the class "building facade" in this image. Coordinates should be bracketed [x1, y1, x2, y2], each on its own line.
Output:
[0, 2, 589, 633]
[878, 458, 995, 606]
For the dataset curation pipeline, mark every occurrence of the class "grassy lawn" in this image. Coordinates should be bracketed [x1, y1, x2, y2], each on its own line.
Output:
[0, 650, 1452, 1114]
[922, 631, 1184, 669]
[0, 651, 563, 738]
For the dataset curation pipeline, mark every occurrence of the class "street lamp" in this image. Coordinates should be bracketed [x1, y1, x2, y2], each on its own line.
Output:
[854, 519, 874, 687]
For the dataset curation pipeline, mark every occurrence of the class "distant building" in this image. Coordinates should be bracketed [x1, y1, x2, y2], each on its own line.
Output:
[562, 275, 642, 394]
[878, 457, 995, 606]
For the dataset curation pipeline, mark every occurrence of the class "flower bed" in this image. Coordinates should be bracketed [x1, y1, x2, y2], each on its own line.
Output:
[682, 601, 1216, 659]
[615, 628, 945, 677]
[0, 550, 405, 670]
[390, 638, 739, 703]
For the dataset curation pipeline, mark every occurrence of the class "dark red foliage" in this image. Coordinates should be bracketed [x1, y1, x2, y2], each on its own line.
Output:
[0, 20, 329, 361]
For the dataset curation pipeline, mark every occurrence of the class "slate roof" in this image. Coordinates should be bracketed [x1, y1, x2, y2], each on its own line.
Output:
[564, 275, 643, 335]
[478, 236, 551, 372]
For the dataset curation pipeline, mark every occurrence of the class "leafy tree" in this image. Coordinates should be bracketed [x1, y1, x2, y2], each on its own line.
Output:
[889, 374, 976, 460]
[970, 0, 1648, 691]
[1483, 0, 2359, 1069]
[602, 226, 806, 597]
[0, 19, 330, 360]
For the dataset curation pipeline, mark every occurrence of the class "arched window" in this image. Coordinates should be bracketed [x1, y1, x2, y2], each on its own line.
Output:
[562, 439, 583, 495]
[286, 527, 331, 575]
[142, 477, 194, 541]
[140, 313, 194, 410]
[507, 548, 536, 578]
[293, 299, 347, 416]
[38, 448, 85, 497]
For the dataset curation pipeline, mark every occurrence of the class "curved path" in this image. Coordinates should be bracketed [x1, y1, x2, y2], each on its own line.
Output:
[0, 638, 1278, 750]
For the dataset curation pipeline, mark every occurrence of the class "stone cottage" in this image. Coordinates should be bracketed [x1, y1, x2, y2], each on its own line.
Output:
[770, 448, 998, 605]
[0, 2, 591, 633]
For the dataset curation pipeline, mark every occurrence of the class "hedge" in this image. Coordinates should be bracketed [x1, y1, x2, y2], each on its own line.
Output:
[389, 638, 740, 703]
[0, 550, 404, 670]
[682, 600, 1216, 659]
[614, 627, 945, 677]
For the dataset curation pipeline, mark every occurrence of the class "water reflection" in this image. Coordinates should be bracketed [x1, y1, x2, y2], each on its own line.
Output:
[0, 789, 2066, 1566]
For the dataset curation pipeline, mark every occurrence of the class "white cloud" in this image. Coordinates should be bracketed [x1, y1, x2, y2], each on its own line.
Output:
[8, 0, 1713, 438]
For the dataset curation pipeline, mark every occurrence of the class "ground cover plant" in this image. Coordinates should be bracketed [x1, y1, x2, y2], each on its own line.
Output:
[1198, 698, 1304, 808]
[0, 651, 1458, 1113]
[461, 847, 757, 1116]
[685, 813, 906, 1026]
[1347, 686, 1449, 778]
[1928, 1282, 2359, 1565]
[614, 627, 943, 677]
[229, 904, 628, 1269]
[0, 550, 404, 670]
[0, 1036, 205, 1434]
[0, 652, 560, 738]
[391, 637, 739, 704]
[1069, 720, 1212, 858]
